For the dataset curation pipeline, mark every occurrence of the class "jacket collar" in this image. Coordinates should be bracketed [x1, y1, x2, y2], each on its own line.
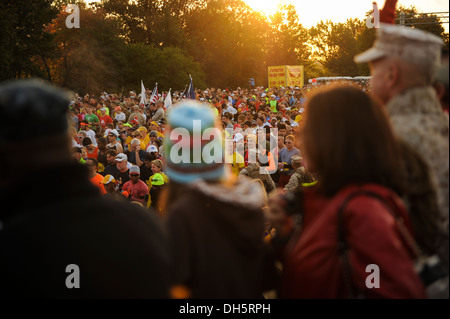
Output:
[386, 86, 442, 117]
[0, 163, 99, 222]
[190, 176, 265, 210]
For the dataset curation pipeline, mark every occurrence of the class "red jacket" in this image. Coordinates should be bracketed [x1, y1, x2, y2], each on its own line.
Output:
[280, 184, 426, 299]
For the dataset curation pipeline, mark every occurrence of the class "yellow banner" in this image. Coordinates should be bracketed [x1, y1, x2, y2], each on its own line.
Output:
[286, 65, 304, 88]
[268, 65, 286, 88]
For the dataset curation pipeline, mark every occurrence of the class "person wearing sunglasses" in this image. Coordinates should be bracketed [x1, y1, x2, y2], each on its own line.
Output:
[122, 165, 149, 206]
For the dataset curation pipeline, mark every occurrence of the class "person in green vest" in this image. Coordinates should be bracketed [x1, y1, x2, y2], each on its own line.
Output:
[269, 94, 277, 113]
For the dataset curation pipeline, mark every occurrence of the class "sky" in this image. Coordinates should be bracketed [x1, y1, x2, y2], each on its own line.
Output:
[85, 0, 449, 31]
[243, 0, 449, 30]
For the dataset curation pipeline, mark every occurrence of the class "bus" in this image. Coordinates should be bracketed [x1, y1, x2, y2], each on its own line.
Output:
[310, 76, 371, 85]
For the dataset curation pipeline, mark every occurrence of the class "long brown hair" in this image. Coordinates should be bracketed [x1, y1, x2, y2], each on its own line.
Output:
[301, 85, 403, 197]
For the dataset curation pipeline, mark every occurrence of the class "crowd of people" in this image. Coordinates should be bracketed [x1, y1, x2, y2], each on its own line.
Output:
[67, 79, 335, 210]
[0, 18, 449, 300]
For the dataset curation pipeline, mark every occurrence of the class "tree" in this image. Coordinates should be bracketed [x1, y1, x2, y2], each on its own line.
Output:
[0, 0, 59, 82]
[120, 44, 206, 92]
[182, 0, 269, 87]
[309, 18, 367, 76]
[395, 5, 449, 51]
[46, 2, 205, 94]
[266, 5, 310, 66]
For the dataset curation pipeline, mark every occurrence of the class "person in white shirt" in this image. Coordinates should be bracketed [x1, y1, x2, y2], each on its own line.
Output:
[114, 106, 126, 123]
[106, 129, 124, 154]
[223, 103, 237, 115]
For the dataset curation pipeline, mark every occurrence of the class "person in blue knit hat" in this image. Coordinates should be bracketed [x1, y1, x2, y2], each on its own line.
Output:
[161, 100, 268, 299]
[163, 100, 228, 184]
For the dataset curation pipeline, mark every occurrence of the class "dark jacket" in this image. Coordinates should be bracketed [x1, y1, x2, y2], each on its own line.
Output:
[166, 178, 266, 298]
[0, 163, 169, 298]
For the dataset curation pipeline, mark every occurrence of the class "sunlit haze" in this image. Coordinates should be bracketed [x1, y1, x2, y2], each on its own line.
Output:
[85, 0, 449, 31]
[243, 0, 448, 30]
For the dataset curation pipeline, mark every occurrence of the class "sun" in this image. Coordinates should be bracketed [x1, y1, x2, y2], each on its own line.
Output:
[243, 0, 285, 16]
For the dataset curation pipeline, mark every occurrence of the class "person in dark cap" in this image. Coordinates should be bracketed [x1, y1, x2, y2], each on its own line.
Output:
[0, 79, 169, 298]
[355, 24, 450, 287]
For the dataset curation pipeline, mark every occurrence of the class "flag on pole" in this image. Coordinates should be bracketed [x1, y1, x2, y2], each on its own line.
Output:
[149, 83, 158, 104]
[164, 88, 172, 109]
[181, 84, 188, 99]
[139, 80, 147, 108]
[188, 75, 195, 100]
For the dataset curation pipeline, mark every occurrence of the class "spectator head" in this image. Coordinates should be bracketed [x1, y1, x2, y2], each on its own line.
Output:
[85, 158, 99, 177]
[277, 123, 287, 137]
[151, 159, 164, 174]
[146, 144, 159, 155]
[221, 115, 229, 124]
[151, 173, 165, 186]
[247, 133, 257, 150]
[131, 130, 142, 139]
[77, 130, 87, 143]
[277, 135, 285, 149]
[101, 174, 116, 193]
[129, 165, 140, 181]
[72, 146, 82, 161]
[149, 130, 158, 140]
[355, 23, 443, 104]
[143, 152, 157, 167]
[164, 100, 225, 184]
[257, 116, 264, 126]
[270, 118, 277, 127]
[82, 137, 93, 147]
[291, 155, 303, 169]
[301, 85, 403, 196]
[115, 153, 128, 171]
[108, 129, 119, 141]
[105, 149, 117, 164]
[0, 79, 73, 185]
[97, 136, 107, 151]
[80, 147, 88, 159]
[284, 134, 295, 150]
[149, 121, 159, 132]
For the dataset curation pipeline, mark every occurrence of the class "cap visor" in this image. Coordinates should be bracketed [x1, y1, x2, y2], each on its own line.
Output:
[354, 48, 386, 64]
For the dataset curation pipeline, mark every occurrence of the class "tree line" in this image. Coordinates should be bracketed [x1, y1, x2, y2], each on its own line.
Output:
[0, 0, 448, 94]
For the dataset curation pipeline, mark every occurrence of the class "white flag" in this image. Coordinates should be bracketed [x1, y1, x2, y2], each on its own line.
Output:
[164, 88, 172, 109]
[139, 80, 147, 107]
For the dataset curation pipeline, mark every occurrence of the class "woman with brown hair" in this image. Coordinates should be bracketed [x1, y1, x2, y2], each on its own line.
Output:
[267, 85, 426, 298]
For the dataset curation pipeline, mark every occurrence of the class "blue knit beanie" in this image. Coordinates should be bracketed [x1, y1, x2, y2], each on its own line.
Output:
[164, 100, 226, 184]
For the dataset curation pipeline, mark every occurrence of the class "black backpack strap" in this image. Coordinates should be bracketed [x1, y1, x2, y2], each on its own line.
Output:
[337, 190, 367, 298]
[337, 188, 423, 298]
